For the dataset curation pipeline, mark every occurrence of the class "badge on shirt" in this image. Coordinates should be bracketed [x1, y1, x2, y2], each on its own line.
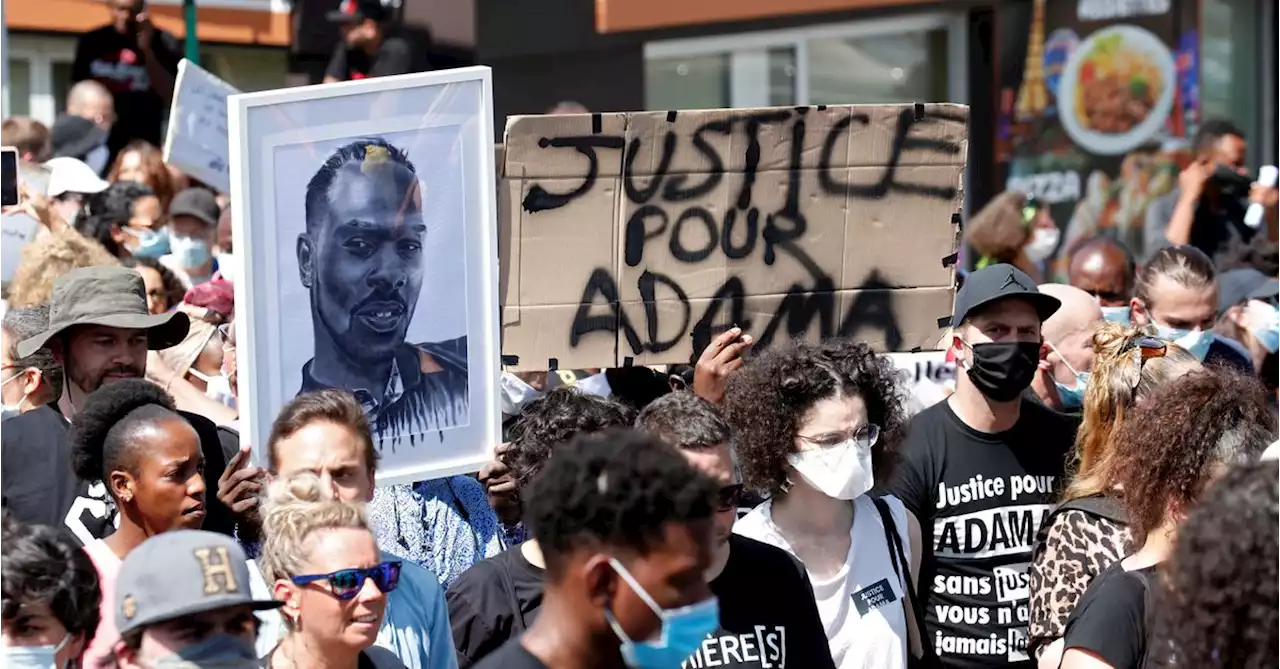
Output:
[852, 578, 898, 616]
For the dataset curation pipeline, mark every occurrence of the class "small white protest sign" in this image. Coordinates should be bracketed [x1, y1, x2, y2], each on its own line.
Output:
[163, 59, 240, 192]
[1, 213, 40, 283]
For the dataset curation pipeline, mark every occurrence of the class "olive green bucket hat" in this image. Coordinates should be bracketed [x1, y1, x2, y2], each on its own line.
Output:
[17, 265, 190, 358]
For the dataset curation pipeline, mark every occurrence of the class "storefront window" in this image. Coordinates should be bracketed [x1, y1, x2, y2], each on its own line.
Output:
[645, 54, 731, 111]
[7, 59, 32, 117]
[1201, 0, 1260, 169]
[767, 47, 796, 106]
[807, 28, 948, 105]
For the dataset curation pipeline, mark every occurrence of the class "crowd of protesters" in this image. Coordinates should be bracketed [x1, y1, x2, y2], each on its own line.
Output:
[3, 10, 1280, 665]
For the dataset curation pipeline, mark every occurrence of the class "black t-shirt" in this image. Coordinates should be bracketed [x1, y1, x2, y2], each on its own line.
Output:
[472, 640, 548, 669]
[447, 544, 546, 669]
[697, 535, 835, 669]
[72, 24, 181, 156]
[324, 35, 415, 81]
[1, 404, 236, 542]
[1062, 563, 1156, 669]
[0, 405, 111, 542]
[888, 398, 1074, 668]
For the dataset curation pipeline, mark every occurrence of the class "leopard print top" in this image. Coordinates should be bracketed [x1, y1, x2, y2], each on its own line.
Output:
[1028, 509, 1134, 649]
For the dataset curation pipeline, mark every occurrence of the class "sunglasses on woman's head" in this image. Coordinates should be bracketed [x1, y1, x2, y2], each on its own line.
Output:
[291, 561, 402, 600]
[1125, 336, 1168, 360]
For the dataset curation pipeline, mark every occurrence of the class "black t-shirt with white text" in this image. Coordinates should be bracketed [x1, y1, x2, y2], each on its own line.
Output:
[1, 405, 113, 543]
[888, 398, 1074, 668]
[1062, 563, 1156, 669]
[72, 24, 181, 156]
[694, 534, 835, 669]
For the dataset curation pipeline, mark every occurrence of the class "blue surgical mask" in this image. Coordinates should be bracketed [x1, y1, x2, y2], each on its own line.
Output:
[1054, 371, 1090, 410]
[1100, 306, 1131, 325]
[3, 633, 70, 669]
[1157, 326, 1214, 361]
[129, 226, 170, 258]
[605, 557, 720, 669]
[170, 233, 212, 269]
[1244, 301, 1280, 354]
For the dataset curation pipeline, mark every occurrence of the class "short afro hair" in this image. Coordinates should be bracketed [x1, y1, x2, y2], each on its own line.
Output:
[505, 387, 635, 489]
[635, 391, 730, 452]
[68, 379, 182, 488]
[524, 429, 719, 577]
[1112, 368, 1275, 543]
[1150, 461, 1278, 668]
[1, 512, 101, 644]
[723, 338, 908, 495]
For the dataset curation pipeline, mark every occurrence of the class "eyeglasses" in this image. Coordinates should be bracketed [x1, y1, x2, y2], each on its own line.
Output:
[717, 483, 744, 512]
[291, 561, 402, 600]
[797, 424, 881, 450]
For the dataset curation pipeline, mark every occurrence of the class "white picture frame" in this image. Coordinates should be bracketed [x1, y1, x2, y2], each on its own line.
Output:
[228, 67, 501, 485]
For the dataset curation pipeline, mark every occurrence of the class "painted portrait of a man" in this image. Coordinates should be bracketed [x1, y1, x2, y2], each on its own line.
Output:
[296, 138, 469, 448]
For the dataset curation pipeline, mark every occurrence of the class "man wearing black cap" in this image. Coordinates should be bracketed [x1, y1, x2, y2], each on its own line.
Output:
[323, 0, 416, 83]
[162, 187, 224, 288]
[0, 266, 240, 545]
[888, 263, 1076, 669]
[1214, 267, 1279, 381]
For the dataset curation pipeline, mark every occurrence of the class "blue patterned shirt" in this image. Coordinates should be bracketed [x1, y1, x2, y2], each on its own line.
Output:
[368, 476, 504, 586]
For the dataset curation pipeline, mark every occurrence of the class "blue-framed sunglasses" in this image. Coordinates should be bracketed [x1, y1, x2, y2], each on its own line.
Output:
[291, 561, 402, 600]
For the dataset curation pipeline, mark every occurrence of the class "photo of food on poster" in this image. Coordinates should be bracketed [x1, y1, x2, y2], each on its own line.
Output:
[996, 0, 1199, 278]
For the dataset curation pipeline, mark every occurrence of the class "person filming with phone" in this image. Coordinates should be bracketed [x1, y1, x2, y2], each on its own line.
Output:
[1145, 119, 1279, 268]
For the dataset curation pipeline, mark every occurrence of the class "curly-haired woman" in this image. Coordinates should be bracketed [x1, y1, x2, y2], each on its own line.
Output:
[723, 339, 925, 669]
[1058, 367, 1275, 669]
[1149, 461, 1278, 669]
[1028, 325, 1201, 663]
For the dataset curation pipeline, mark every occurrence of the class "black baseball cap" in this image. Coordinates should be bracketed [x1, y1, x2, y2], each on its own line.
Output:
[1217, 268, 1279, 316]
[327, 0, 391, 23]
[169, 187, 221, 228]
[952, 263, 1061, 327]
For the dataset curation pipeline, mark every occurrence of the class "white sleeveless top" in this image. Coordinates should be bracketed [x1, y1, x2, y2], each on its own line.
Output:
[734, 494, 912, 669]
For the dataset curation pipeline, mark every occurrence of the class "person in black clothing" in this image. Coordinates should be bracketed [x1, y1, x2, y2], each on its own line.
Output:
[1129, 245, 1253, 372]
[888, 263, 1075, 669]
[473, 430, 720, 669]
[71, 0, 180, 159]
[636, 391, 836, 669]
[1143, 120, 1278, 268]
[448, 388, 634, 668]
[323, 0, 415, 82]
[0, 266, 239, 544]
[1059, 368, 1274, 669]
[1149, 461, 1278, 669]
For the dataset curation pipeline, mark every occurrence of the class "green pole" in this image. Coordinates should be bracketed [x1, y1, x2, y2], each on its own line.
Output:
[183, 0, 199, 64]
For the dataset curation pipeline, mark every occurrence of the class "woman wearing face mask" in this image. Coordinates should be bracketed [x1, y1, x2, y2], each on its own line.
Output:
[966, 190, 1059, 283]
[1129, 245, 1253, 371]
[157, 318, 233, 407]
[260, 473, 405, 669]
[67, 378, 207, 669]
[1212, 268, 1279, 379]
[1028, 326, 1201, 666]
[1059, 368, 1275, 669]
[1, 512, 102, 669]
[724, 339, 926, 669]
[75, 181, 169, 260]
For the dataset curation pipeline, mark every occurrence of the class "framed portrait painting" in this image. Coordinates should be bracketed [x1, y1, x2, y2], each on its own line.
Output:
[228, 67, 500, 484]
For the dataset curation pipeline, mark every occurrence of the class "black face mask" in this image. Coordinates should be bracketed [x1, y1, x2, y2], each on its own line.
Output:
[962, 341, 1041, 402]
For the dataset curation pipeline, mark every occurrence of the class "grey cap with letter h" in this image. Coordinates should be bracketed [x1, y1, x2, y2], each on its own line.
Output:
[116, 530, 282, 636]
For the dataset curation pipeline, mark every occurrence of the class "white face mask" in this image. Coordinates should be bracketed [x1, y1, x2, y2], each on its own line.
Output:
[1, 369, 32, 421]
[787, 438, 874, 500]
[188, 369, 236, 409]
[1023, 226, 1061, 263]
[500, 372, 543, 416]
[3, 633, 71, 669]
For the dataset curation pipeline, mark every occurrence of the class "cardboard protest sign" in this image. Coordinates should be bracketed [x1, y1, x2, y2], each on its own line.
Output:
[0, 212, 40, 283]
[164, 60, 240, 193]
[499, 104, 967, 370]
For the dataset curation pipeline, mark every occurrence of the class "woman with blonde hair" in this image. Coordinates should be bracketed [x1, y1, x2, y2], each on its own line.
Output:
[1028, 323, 1201, 665]
[259, 473, 405, 669]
